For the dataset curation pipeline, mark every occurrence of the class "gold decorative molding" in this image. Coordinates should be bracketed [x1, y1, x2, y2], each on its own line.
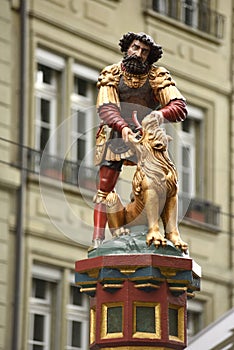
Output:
[90, 308, 96, 345]
[159, 267, 177, 278]
[168, 304, 185, 343]
[187, 292, 195, 298]
[101, 302, 124, 339]
[102, 284, 123, 289]
[87, 269, 100, 279]
[119, 267, 137, 274]
[79, 287, 96, 293]
[134, 283, 160, 289]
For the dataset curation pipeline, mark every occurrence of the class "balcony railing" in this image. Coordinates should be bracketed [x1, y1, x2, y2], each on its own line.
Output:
[27, 148, 98, 192]
[0, 136, 220, 230]
[147, 0, 225, 39]
[28, 149, 220, 228]
[181, 196, 220, 229]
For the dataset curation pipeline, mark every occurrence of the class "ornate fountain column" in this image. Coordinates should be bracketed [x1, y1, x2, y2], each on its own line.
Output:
[75, 235, 201, 349]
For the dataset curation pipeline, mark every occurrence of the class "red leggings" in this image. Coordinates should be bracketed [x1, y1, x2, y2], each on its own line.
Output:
[93, 166, 120, 241]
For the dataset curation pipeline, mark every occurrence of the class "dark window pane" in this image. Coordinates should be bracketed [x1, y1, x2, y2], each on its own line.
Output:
[74, 77, 79, 94]
[33, 314, 44, 341]
[72, 321, 81, 347]
[77, 139, 86, 161]
[182, 172, 190, 193]
[71, 286, 82, 306]
[182, 146, 190, 167]
[107, 306, 122, 333]
[41, 99, 50, 123]
[184, 0, 194, 26]
[38, 64, 53, 84]
[40, 127, 50, 150]
[33, 279, 47, 299]
[198, 2, 210, 33]
[182, 118, 191, 132]
[152, 0, 160, 12]
[187, 310, 201, 335]
[168, 0, 178, 19]
[33, 345, 43, 350]
[136, 306, 155, 333]
[74, 77, 87, 96]
[169, 308, 178, 337]
[77, 111, 86, 133]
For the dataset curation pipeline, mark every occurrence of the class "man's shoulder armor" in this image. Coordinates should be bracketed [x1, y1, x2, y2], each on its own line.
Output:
[148, 64, 161, 80]
[148, 64, 176, 90]
[97, 62, 122, 88]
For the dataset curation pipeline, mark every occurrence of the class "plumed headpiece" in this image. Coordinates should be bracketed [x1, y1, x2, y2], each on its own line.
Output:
[119, 32, 163, 64]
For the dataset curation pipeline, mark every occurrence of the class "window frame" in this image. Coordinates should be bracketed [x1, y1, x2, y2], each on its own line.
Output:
[179, 106, 204, 187]
[70, 63, 98, 166]
[28, 266, 90, 350]
[28, 265, 62, 350]
[176, 104, 204, 218]
[66, 273, 89, 350]
[28, 304, 51, 350]
[187, 299, 204, 338]
[150, 0, 224, 40]
[35, 49, 65, 155]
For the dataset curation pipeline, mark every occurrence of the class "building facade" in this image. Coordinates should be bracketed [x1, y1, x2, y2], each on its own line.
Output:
[0, 0, 233, 349]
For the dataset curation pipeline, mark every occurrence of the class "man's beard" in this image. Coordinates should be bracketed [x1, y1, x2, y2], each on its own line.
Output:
[122, 53, 149, 74]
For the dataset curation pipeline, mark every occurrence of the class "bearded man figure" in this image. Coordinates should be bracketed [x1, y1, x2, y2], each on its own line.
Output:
[92, 31, 187, 248]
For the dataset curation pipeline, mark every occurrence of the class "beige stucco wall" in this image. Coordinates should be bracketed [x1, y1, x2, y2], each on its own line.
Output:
[231, 0, 234, 307]
[0, 1, 20, 350]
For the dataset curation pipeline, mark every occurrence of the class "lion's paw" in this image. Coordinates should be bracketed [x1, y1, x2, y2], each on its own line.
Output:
[146, 231, 167, 248]
[174, 239, 188, 254]
[166, 232, 188, 253]
[112, 227, 130, 237]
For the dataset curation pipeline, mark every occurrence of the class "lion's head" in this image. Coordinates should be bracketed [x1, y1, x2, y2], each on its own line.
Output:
[141, 112, 172, 151]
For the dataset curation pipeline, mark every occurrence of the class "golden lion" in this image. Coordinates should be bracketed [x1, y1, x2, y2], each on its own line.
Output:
[106, 112, 188, 253]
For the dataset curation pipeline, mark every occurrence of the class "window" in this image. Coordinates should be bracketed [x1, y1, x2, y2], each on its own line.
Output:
[28, 266, 61, 350]
[35, 49, 65, 156]
[178, 105, 204, 219]
[28, 265, 89, 350]
[179, 118, 196, 207]
[198, 1, 211, 33]
[187, 299, 204, 339]
[70, 64, 98, 166]
[32, 49, 99, 187]
[33, 49, 65, 178]
[183, 0, 198, 27]
[182, 0, 210, 32]
[28, 279, 53, 350]
[151, 0, 225, 39]
[67, 63, 98, 189]
[153, 0, 178, 19]
[35, 64, 57, 153]
[66, 284, 89, 349]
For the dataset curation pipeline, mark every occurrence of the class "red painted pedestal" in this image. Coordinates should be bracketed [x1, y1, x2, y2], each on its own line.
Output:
[75, 254, 201, 349]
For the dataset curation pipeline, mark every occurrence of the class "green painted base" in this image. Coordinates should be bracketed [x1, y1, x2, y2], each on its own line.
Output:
[89, 227, 186, 258]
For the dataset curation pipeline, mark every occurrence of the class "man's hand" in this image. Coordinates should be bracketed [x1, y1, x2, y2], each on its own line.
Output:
[122, 127, 134, 142]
